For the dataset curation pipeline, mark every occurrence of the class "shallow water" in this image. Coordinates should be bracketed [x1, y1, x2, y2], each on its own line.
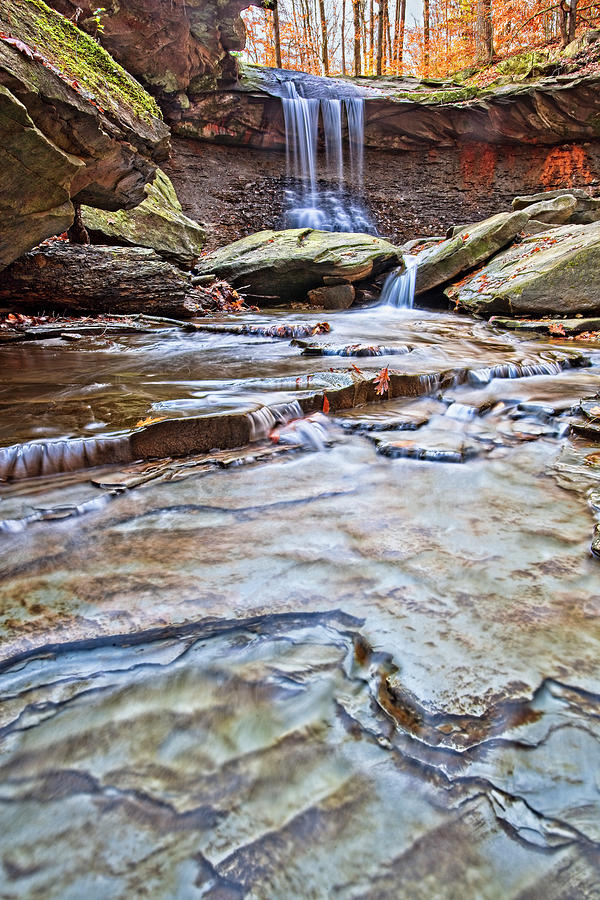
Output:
[1, 305, 600, 897]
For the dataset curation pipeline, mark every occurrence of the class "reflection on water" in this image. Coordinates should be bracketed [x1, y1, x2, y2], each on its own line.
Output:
[1, 305, 600, 896]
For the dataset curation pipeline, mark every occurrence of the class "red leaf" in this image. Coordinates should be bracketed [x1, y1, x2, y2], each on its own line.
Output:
[374, 367, 390, 396]
[322, 394, 330, 414]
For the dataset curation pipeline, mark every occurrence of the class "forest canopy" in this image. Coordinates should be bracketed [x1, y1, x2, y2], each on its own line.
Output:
[241, 0, 600, 79]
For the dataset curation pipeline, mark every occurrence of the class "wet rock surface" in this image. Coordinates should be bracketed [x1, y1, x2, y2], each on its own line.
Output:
[1, 304, 600, 895]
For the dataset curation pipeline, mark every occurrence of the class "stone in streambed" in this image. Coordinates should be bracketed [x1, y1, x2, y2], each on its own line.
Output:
[446, 223, 600, 317]
[415, 211, 530, 296]
[308, 284, 355, 309]
[81, 169, 206, 268]
[193, 229, 402, 303]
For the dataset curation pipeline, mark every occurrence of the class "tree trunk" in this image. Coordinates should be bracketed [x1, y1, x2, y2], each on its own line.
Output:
[394, 0, 406, 70]
[353, 0, 362, 75]
[423, 0, 430, 76]
[318, 0, 329, 74]
[385, 0, 392, 72]
[377, 0, 384, 73]
[476, 0, 493, 63]
[568, 0, 579, 41]
[341, 0, 347, 74]
[273, 0, 282, 68]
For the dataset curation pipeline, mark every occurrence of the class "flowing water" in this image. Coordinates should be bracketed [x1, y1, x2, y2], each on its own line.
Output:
[281, 79, 375, 233]
[1, 304, 600, 897]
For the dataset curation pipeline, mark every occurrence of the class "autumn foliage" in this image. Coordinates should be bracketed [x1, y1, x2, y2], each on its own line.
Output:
[242, 0, 600, 80]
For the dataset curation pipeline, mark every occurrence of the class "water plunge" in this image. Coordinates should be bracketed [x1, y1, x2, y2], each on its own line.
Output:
[380, 255, 419, 309]
[281, 80, 375, 233]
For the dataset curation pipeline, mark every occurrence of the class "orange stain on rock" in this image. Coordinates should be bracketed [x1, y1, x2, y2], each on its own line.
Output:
[539, 145, 594, 189]
[460, 143, 497, 191]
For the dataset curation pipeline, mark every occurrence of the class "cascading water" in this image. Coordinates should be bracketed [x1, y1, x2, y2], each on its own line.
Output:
[281, 80, 375, 233]
[380, 255, 419, 309]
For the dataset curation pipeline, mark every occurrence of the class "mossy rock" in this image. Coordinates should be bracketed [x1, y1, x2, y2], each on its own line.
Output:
[0, 0, 161, 123]
[82, 170, 206, 268]
[194, 229, 402, 303]
[415, 211, 530, 296]
[446, 223, 600, 317]
[496, 50, 550, 77]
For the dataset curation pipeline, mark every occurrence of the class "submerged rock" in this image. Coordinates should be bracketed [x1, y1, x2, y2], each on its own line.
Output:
[415, 211, 529, 296]
[193, 229, 402, 303]
[0, 244, 204, 317]
[446, 223, 600, 317]
[81, 170, 206, 268]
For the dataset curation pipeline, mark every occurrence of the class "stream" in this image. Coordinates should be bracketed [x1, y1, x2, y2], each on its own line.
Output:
[1, 304, 600, 896]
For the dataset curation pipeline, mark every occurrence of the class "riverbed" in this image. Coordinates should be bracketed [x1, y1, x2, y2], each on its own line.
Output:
[1, 304, 599, 897]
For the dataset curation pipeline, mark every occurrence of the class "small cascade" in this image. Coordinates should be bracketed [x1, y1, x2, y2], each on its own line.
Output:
[281, 79, 375, 233]
[246, 400, 304, 442]
[0, 435, 132, 481]
[380, 256, 419, 309]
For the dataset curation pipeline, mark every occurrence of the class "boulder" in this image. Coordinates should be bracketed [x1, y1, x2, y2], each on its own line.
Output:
[193, 229, 402, 302]
[0, 244, 205, 317]
[512, 189, 591, 209]
[82, 170, 207, 268]
[307, 284, 355, 309]
[446, 223, 600, 317]
[519, 195, 578, 225]
[0, 0, 170, 269]
[415, 211, 529, 296]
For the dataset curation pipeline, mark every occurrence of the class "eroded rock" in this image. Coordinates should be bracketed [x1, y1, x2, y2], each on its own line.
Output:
[0, 0, 170, 269]
[415, 211, 530, 296]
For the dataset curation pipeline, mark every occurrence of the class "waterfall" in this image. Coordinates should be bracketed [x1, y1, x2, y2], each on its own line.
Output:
[380, 256, 419, 309]
[281, 79, 375, 233]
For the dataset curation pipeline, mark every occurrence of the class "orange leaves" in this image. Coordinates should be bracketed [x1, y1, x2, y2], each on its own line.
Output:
[374, 366, 390, 396]
[135, 415, 167, 428]
[549, 322, 566, 336]
[322, 394, 330, 414]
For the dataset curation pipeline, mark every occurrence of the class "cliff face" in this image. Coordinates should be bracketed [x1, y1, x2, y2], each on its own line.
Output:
[166, 65, 600, 151]
[0, 0, 170, 269]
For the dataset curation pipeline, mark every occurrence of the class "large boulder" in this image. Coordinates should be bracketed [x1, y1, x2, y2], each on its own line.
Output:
[446, 222, 600, 317]
[82, 170, 207, 268]
[0, 244, 206, 317]
[0, 0, 170, 270]
[415, 211, 529, 295]
[193, 229, 402, 302]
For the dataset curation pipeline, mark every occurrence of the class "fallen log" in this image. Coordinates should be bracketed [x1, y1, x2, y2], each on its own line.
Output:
[0, 244, 206, 318]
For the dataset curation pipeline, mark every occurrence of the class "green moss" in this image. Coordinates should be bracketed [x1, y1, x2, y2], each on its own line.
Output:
[1, 0, 161, 122]
[393, 85, 483, 104]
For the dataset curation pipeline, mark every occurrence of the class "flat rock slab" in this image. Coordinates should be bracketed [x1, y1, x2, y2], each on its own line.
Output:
[490, 316, 600, 335]
[415, 211, 530, 295]
[0, 244, 204, 317]
[446, 223, 600, 317]
[193, 228, 402, 302]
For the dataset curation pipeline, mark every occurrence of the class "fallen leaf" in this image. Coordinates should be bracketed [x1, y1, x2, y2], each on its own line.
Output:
[135, 415, 167, 428]
[374, 366, 390, 396]
[323, 394, 330, 414]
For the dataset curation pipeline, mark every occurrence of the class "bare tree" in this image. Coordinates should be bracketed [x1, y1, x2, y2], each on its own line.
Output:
[353, 0, 362, 74]
[273, 0, 282, 67]
[423, 0, 430, 75]
[318, 0, 330, 73]
[341, 0, 347, 73]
